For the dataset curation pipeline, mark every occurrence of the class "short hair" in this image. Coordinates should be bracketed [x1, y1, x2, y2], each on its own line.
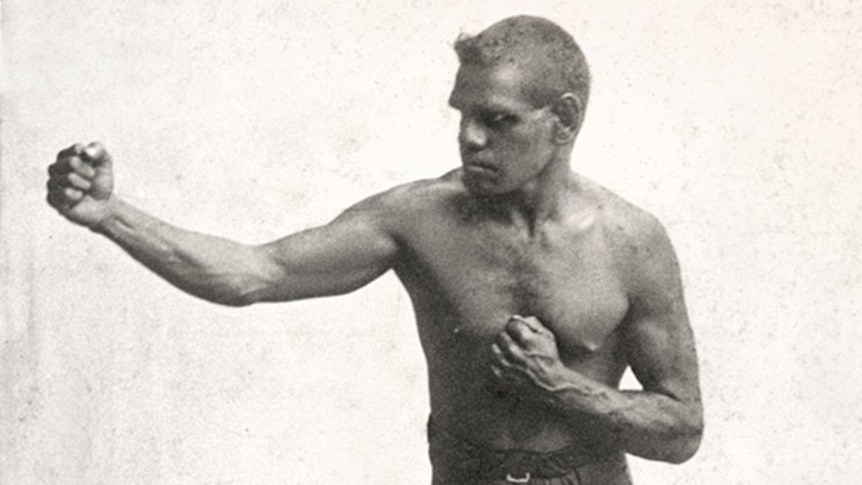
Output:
[454, 16, 590, 109]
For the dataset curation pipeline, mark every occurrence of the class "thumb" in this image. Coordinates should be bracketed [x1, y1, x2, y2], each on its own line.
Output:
[80, 142, 114, 201]
[511, 315, 543, 332]
[81, 142, 112, 167]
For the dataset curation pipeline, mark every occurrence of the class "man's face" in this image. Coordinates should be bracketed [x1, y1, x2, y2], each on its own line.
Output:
[448, 62, 558, 196]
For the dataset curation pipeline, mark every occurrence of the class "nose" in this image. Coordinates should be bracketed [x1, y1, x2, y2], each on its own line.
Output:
[459, 117, 487, 151]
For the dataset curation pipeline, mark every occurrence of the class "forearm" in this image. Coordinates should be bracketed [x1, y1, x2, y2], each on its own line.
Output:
[92, 197, 275, 306]
[545, 370, 702, 463]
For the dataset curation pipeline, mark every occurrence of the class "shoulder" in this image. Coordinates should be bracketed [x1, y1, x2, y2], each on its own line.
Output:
[339, 169, 466, 226]
[577, 176, 679, 285]
[575, 176, 665, 241]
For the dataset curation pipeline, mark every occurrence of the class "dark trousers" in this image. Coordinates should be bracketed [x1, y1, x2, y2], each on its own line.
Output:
[428, 419, 633, 485]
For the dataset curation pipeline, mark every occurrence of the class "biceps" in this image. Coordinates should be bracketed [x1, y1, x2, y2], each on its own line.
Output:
[254, 215, 399, 301]
[623, 299, 700, 402]
[621, 219, 700, 401]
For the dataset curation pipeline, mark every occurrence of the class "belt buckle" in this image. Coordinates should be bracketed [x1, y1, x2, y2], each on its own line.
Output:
[506, 472, 531, 483]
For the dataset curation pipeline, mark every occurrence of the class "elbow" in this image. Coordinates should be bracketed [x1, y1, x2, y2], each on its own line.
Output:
[200, 290, 256, 307]
[214, 295, 256, 307]
[218, 282, 271, 307]
[662, 395, 704, 464]
[197, 277, 269, 308]
[666, 436, 701, 464]
[633, 411, 703, 464]
[665, 418, 703, 464]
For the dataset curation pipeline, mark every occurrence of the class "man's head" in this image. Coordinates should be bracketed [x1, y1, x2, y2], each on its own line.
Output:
[449, 16, 590, 196]
[454, 16, 590, 111]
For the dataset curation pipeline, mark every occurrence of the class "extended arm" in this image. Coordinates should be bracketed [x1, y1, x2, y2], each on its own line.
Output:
[47, 143, 400, 306]
[491, 220, 702, 463]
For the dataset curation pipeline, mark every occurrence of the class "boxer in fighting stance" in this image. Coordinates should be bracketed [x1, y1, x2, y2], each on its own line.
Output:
[47, 16, 702, 484]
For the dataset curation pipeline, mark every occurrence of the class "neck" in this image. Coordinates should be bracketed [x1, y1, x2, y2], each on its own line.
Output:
[481, 156, 577, 234]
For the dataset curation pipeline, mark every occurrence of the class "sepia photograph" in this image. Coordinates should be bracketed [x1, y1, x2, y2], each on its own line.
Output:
[2, 1, 860, 483]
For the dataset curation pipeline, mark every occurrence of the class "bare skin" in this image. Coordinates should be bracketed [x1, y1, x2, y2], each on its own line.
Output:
[47, 55, 702, 483]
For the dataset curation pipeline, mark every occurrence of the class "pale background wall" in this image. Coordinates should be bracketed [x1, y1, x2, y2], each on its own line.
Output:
[2, 1, 860, 484]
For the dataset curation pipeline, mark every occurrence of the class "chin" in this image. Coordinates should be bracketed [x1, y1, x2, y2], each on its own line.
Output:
[462, 174, 502, 196]
[461, 169, 506, 195]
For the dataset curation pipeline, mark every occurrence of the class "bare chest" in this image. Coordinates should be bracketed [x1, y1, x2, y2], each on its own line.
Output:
[398, 219, 630, 356]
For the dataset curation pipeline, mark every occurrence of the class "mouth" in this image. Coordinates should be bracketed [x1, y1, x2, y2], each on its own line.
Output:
[463, 160, 498, 175]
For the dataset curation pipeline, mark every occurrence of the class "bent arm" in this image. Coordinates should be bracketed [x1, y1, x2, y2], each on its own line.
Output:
[94, 195, 399, 306]
[545, 222, 702, 463]
[545, 316, 702, 463]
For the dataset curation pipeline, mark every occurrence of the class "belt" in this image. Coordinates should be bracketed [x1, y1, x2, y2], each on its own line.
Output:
[428, 418, 612, 481]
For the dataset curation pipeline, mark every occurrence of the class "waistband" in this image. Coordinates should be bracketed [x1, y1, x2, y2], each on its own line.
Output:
[427, 417, 612, 481]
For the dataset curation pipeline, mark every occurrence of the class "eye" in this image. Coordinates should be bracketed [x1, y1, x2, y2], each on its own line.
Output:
[482, 111, 517, 128]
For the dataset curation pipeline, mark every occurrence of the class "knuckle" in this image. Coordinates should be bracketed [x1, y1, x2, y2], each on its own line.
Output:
[77, 163, 95, 178]
[54, 158, 72, 173]
[57, 143, 83, 159]
[63, 187, 81, 199]
[507, 324, 528, 340]
[68, 173, 91, 190]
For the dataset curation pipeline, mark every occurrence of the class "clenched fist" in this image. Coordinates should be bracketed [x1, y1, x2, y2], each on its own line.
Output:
[490, 315, 569, 399]
[47, 142, 116, 229]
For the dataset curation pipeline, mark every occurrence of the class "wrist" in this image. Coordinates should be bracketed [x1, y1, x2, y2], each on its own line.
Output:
[88, 196, 121, 234]
[542, 367, 608, 412]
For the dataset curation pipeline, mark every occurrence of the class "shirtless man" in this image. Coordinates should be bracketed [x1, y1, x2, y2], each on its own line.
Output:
[46, 16, 702, 485]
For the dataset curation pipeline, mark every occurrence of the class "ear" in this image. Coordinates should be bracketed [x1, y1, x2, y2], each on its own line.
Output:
[550, 93, 583, 144]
